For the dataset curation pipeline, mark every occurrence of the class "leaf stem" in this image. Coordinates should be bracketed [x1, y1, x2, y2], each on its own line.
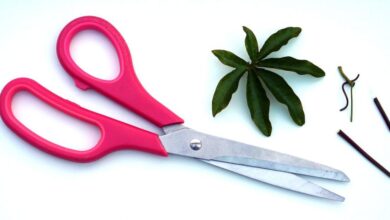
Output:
[340, 82, 349, 111]
[338, 130, 390, 178]
[350, 86, 353, 122]
[338, 66, 359, 122]
[338, 66, 354, 86]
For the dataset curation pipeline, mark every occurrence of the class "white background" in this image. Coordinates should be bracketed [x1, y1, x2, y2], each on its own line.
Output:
[0, 0, 389, 219]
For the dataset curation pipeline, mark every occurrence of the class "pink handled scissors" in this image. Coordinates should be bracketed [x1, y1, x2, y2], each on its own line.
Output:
[0, 16, 349, 201]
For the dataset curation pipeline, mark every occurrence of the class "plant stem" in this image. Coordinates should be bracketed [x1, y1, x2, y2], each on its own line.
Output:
[338, 66, 359, 122]
[338, 66, 354, 86]
[350, 86, 353, 122]
[373, 97, 390, 131]
[338, 130, 390, 178]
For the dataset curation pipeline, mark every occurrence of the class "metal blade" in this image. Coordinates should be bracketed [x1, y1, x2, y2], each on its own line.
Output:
[160, 125, 349, 181]
[205, 160, 345, 201]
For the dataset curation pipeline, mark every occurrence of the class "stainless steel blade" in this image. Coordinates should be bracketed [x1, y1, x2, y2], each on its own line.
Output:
[160, 125, 349, 181]
[205, 160, 345, 201]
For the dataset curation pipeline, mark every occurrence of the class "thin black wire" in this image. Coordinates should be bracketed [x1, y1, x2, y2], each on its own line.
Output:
[339, 74, 360, 112]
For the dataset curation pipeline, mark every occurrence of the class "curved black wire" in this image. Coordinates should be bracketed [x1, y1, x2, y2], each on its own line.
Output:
[339, 74, 360, 112]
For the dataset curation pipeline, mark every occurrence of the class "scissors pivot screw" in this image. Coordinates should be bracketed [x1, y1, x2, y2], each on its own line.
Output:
[190, 139, 202, 151]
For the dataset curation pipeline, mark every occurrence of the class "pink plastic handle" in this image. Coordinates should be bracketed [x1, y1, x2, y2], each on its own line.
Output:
[0, 78, 168, 162]
[57, 16, 183, 127]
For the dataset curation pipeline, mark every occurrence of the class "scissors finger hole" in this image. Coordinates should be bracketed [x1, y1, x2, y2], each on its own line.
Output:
[70, 30, 120, 81]
[12, 91, 101, 151]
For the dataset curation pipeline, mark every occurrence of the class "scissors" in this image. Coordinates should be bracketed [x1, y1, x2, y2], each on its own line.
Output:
[0, 16, 349, 201]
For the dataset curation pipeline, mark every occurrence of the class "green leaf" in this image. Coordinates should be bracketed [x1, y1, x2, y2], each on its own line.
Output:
[211, 26, 324, 136]
[246, 70, 272, 136]
[258, 56, 325, 77]
[212, 68, 247, 116]
[243, 26, 259, 61]
[255, 68, 305, 126]
[212, 50, 248, 68]
[257, 27, 301, 60]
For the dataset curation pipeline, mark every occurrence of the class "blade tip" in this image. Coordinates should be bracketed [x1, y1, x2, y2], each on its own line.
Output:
[333, 195, 345, 202]
[338, 172, 350, 182]
[321, 190, 345, 202]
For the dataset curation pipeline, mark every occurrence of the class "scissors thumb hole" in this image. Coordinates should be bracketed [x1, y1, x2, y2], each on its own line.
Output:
[57, 16, 184, 127]
[12, 91, 101, 151]
[70, 29, 120, 81]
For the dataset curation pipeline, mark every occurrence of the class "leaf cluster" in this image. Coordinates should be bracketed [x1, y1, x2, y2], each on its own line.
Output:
[212, 26, 325, 136]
